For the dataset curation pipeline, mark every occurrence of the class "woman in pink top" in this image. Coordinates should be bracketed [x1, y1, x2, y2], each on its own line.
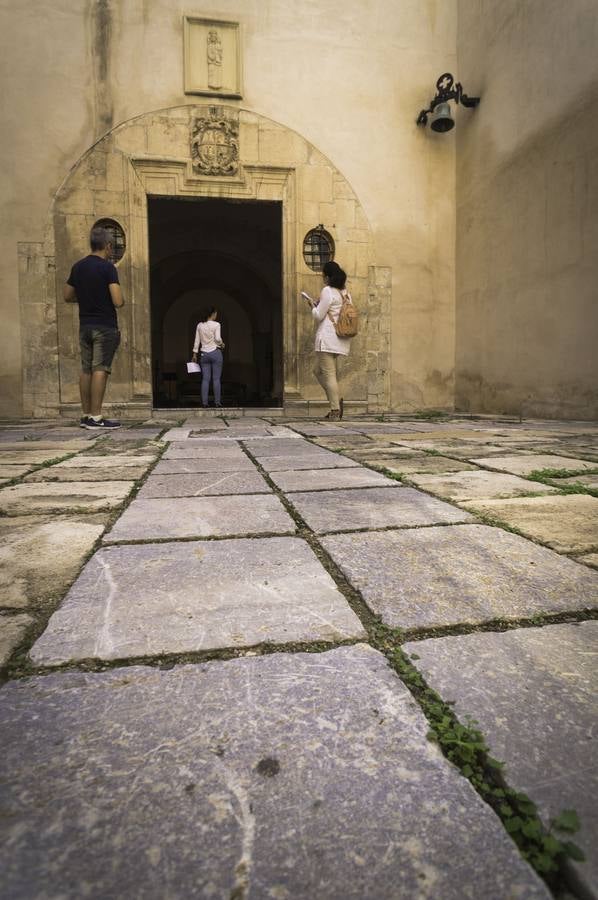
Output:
[303, 261, 352, 420]
[192, 308, 225, 408]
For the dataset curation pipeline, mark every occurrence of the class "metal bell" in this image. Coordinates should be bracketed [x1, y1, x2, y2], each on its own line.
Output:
[430, 102, 454, 133]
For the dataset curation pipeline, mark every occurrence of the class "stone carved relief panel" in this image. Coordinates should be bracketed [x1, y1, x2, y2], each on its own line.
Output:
[191, 107, 239, 176]
[184, 18, 242, 98]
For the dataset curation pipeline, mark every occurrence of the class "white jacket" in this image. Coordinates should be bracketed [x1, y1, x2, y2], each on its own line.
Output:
[311, 286, 352, 356]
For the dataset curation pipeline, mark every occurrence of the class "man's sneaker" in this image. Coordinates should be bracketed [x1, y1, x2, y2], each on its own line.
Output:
[79, 416, 91, 428]
[83, 417, 121, 430]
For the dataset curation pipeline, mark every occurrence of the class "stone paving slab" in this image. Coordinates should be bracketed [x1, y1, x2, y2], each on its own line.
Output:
[163, 444, 249, 459]
[0, 440, 95, 451]
[576, 553, 598, 569]
[269, 467, 401, 493]
[30, 538, 365, 665]
[0, 450, 74, 465]
[0, 465, 33, 478]
[104, 494, 295, 542]
[408, 470, 558, 501]
[314, 436, 376, 448]
[368, 456, 478, 475]
[24, 466, 150, 483]
[137, 471, 272, 498]
[52, 454, 156, 469]
[555, 474, 598, 489]
[0, 514, 108, 609]
[404, 623, 598, 893]
[258, 453, 360, 472]
[0, 645, 549, 899]
[287, 487, 475, 534]
[0, 613, 33, 665]
[241, 439, 319, 457]
[153, 456, 257, 474]
[102, 428, 164, 440]
[463, 494, 598, 554]
[322, 525, 598, 630]
[400, 443, 530, 458]
[471, 454, 598, 476]
[0, 482, 134, 516]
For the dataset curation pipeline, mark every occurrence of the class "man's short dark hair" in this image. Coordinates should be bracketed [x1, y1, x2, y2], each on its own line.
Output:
[90, 226, 112, 251]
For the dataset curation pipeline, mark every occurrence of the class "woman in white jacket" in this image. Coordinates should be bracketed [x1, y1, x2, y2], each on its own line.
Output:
[304, 261, 352, 420]
[191, 308, 225, 408]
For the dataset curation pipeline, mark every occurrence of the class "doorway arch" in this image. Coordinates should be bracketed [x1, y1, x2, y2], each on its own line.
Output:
[37, 105, 389, 416]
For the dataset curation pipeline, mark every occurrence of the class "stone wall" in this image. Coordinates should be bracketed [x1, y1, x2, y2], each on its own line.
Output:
[455, 0, 598, 419]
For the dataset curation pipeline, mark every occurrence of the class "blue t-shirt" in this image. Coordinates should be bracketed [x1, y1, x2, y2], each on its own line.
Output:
[67, 255, 119, 328]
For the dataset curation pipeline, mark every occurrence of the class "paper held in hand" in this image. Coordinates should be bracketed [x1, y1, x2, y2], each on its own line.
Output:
[187, 362, 201, 374]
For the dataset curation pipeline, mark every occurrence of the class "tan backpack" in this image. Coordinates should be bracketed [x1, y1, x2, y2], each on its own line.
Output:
[328, 289, 359, 338]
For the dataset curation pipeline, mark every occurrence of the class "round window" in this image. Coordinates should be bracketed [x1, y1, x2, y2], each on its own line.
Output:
[303, 226, 335, 272]
[94, 218, 126, 263]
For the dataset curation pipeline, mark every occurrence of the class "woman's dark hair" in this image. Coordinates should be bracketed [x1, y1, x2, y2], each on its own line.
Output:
[323, 260, 346, 289]
[199, 307, 218, 322]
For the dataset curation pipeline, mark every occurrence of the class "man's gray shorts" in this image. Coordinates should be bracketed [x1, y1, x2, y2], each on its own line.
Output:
[79, 325, 121, 374]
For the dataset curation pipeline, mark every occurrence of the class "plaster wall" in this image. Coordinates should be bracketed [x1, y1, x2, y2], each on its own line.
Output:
[456, 0, 598, 419]
[0, 0, 457, 417]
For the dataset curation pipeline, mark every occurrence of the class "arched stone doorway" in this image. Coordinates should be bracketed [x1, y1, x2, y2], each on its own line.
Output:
[24, 106, 391, 416]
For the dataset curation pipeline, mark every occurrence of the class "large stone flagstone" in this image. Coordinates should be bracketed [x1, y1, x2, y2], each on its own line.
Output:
[287, 487, 475, 533]
[322, 524, 598, 630]
[137, 471, 271, 498]
[404, 623, 598, 894]
[30, 538, 365, 665]
[470, 454, 598, 476]
[164, 444, 248, 459]
[258, 453, 359, 472]
[556, 474, 598, 489]
[51, 455, 156, 469]
[24, 465, 150, 483]
[367, 456, 477, 474]
[0, 450, 74, 465]
[0, 613, 33, 666]
[0, 465, 33, 478]
[104, 494, 295, 542]
[242, 439, 319, 457]
[0, 482, 134, 516]
[153, 456, 257, 475]
[0, 646, 549, 899]
[0, 514, 108, 609]
[269, 466, 401, 493]
[408, 470, 558, 501]
[463, 494, 598, 554]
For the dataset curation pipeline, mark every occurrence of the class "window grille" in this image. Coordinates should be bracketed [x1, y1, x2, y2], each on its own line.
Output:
[94, 218, 126, 263]
[302, 225, 334, 272]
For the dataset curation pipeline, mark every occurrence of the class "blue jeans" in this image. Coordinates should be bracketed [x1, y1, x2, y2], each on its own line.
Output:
[200, 349, 223, 406]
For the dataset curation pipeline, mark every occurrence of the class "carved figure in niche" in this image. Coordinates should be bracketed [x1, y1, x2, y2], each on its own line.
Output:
[191, 107, 239, 176]
[207, 30, 223, 89]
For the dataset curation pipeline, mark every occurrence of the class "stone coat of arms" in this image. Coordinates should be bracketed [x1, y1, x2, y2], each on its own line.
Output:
[191, 108, 239, 176]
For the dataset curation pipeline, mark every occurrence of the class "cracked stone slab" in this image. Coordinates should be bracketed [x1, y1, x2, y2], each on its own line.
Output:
[287, 487, 475, 534]
[137, 471, 271, 498]
[0, 514, 108, 609]
[0, 482, 134, 516]
[408, 470, 558, 501]
[101, 428, 164, 441]
[404, 623, 598, 894]
[269, 467, 401, 493]
[367, 456, 478, 475]
[104, 494, 295, 542]
[470, 454, 598, 476]
[462, 494, 598, 554]
[0, 440, 95, 451]
[0, 645, 549, 899]
[258, 453, 359, 472]
[30, 538, 365, 665]
[153, 456, 257, 475]
[0, 465, 33, 478]
[0, 613, 33, 665]
[400, 443, 529, 458]
[322, 524, 598, 630]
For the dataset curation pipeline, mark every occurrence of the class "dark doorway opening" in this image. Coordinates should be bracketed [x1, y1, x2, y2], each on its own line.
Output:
[148, 197, 283, 408]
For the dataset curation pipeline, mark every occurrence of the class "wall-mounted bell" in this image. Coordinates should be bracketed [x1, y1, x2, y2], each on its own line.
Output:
[430, 102, 454, 133]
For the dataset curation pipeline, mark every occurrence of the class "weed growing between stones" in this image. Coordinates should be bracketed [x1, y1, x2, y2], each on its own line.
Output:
[370, 625, 586, 893]
[527, 468, 598, 498]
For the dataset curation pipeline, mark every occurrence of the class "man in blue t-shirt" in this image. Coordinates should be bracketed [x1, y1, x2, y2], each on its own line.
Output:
[64, 226, 125, 429]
